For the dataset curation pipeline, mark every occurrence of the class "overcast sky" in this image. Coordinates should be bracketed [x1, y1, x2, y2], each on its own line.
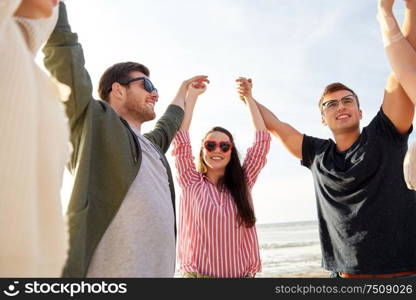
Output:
[57, 0, 411, 224]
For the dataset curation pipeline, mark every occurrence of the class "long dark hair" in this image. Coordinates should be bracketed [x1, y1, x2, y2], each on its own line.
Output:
[197, 127, 256, 227]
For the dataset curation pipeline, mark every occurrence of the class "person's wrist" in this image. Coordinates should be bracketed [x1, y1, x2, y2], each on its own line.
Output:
[377, 10, 404, 47]
[177, 87, 186, 97]
[378, 8, 393, 17]
[185, 101, 197, 110]
[186, 94, 198, 102]
[245, 95, 255, 102]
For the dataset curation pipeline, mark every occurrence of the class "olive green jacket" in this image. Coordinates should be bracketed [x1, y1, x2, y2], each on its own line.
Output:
[43, 3, 183, 278]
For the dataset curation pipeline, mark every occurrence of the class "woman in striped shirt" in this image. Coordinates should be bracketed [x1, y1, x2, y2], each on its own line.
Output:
[172, 77, 271, 278]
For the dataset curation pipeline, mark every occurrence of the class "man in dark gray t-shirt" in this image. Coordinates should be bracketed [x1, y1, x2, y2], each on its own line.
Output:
[302, 108, 416, 275]
[244, 1, 416, 276]
[252, 78, 416, 277]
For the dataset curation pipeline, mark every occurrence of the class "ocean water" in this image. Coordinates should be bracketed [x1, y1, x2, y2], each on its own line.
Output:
[256, 220, 325, 277]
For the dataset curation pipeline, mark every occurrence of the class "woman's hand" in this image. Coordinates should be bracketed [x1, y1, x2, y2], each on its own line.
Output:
[236, 77, 253, 103]
[176, 75, 208, 98]
[172, 75, 208, 109]
[187, 78, 209, 98]
[236, 77, 267, 131]
[179, 77, 209, 131]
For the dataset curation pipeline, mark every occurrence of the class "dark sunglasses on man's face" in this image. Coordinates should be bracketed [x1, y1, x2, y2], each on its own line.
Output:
[204, 140, 233, 153]
[120, 77, 158, 94]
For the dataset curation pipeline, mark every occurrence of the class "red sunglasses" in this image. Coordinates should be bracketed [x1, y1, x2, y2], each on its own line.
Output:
[204, 140, 233, 153]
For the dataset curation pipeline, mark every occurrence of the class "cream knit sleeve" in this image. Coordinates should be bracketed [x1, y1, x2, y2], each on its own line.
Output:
[0, 0, 69, 277]
[0, 0, 21, 29]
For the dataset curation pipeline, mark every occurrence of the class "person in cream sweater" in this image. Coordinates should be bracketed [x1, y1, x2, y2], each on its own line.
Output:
[0, 0, 70, 277]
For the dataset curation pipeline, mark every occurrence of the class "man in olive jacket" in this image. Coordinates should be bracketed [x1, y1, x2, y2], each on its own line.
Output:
[43, 2, 208, 277]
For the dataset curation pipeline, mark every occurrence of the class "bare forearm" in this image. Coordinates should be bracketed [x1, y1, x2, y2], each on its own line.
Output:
[179, 96, 197, 131]
[171, 89, 186, 110]
[172, 76, 208, 110]
[256, 101, 285, 134]
[379, 4, 416, 103]
[255, 101, 303, 159]
[386, 43, 416, 102]
[403, 0, 416, 45]
[379, 0, 416, 133]
[246, 96, 267, 131]
[401, 0, 416, 102]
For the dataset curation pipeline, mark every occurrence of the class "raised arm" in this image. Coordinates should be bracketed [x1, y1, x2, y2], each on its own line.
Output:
[144, 76, 208, 152]
[171, 75, 208, 111]
[237, 78, 303, 159]
[179, 76, 209, 131]
[379, 0, 415, 133]
[236, 78, 271, 188]
[42, 2, 95, 128]
[172, 131, 201, 189]
[170, 77, 209, 188]
[236, 77, 267, 131]
[257, 102, 303, 159]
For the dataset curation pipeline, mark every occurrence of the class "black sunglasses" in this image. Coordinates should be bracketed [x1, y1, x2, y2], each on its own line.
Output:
[118, 77, 158, 94]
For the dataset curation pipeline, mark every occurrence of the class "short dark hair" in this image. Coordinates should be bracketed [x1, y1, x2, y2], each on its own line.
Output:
[319, 82, 360, 111]
[98, 62, 150, 101]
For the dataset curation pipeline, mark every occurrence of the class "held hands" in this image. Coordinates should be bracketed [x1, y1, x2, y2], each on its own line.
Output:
[187, 76, 209, 98]
[177, 75, 209, 99]
[236, 76, 266, 131]
[236, 77, 253, 103]
[179, 76, 209, 131]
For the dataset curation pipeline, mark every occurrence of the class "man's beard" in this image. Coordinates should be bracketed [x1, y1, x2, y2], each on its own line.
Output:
[126, 98, 156, 123]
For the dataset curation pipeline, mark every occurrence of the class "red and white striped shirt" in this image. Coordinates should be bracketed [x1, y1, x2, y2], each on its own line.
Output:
[172, 130, 271, 277]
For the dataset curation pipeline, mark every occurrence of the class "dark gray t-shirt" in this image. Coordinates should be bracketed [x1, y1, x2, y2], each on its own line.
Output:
[302, 108, 416, 274]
